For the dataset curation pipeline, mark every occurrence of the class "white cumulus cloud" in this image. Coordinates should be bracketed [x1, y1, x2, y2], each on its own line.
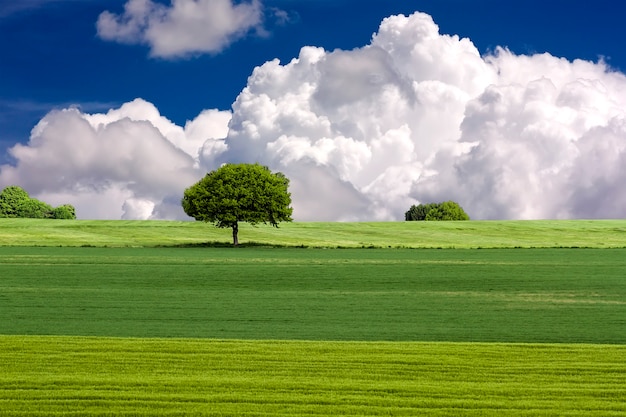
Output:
[0, 99, 231, 219]
[97, 0, 264, 58]
[212, 12, 626, 220]
[3, 11, 626, 221]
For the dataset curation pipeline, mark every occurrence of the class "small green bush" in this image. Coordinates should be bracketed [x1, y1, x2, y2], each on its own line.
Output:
[405, 201, 469, 221]
[52, 204, 77, 219]
[0, 186, 76, 219]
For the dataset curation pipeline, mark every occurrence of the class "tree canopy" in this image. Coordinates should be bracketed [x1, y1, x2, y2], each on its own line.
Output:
[0, 186, 76, 219]
[405, 201, 469, 221]
[182, 163, 293, 245]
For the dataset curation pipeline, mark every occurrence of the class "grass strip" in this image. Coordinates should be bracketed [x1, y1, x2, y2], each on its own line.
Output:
[0, 336, 624, 416]
[1, 218, 625, 248]
[1, 247, 625, 343]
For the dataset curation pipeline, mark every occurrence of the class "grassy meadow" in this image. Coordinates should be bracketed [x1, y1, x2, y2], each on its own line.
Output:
[0, 218, 625, 415]
[0, 217, 625, 248]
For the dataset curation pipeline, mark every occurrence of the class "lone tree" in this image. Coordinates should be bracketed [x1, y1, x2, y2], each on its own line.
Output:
[182, 163, 293, 245]
[405, 201, 469, 221]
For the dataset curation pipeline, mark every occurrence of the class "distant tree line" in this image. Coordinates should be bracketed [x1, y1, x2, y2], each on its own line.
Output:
[405, 201, 469, 221]
[0, 186, 76, 219]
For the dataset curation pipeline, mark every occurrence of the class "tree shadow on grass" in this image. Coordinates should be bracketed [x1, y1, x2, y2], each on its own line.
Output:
[156, 241, 309, 249]
[157, 241, 409, 249]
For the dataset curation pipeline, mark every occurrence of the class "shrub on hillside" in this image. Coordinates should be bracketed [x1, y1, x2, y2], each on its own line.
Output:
[52, 204, 77, 219]
[0, 186, 30, 218]
[405, 201, 469, 221]
[16, 198, 53, 219]
[0, 186, 76, 219]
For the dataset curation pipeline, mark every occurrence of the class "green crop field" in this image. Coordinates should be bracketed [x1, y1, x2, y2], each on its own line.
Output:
[1, 336, 625, 416]
[1, 246, 625, 343]
[0, 220, 625, 415]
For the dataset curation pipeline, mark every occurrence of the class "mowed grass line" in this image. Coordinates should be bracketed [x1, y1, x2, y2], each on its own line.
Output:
[1, 247, 625, 343]
[1, 218, 625, 248]
[0, 336, 624, 416]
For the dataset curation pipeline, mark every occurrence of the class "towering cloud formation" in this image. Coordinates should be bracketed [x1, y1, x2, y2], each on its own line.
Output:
[97, 0, 264, 58]
[2, 12, 625, 220]
[216, 13, 626, 220]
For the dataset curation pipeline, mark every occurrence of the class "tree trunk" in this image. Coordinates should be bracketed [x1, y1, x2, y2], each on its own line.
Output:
[232, 222, 239, 246]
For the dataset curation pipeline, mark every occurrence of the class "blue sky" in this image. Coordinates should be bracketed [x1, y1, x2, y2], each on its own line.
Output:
[1, 0, 625, 221]
[1, 0, 624, 157]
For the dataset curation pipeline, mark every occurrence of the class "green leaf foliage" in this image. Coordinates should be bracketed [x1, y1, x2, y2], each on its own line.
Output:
[406, 201, 469, 221]
[16, 198, 53, 219]
[52, 204, 77, 219]
[0, 186, 30, 217]
[0, 186, 76, 219]
[405, 202, 438, 221]
[182, 163, 293, 230]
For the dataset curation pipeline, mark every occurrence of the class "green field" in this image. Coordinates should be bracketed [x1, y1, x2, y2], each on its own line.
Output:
[1, 247, 625, 343]
[1, 218, 625, 248]
[1, 220, 625, 415]
[1, 336, 625, 416]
